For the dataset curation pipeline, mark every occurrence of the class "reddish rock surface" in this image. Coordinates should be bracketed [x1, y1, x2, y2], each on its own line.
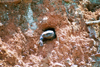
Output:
[0, 0, 100, 67]
[0, 0, 21, 4]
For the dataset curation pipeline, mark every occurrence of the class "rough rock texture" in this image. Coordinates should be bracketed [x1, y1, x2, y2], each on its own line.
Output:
[0, 0, 100, 67]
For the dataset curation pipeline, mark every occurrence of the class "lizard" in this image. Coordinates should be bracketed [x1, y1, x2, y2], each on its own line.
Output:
[39, 30, 55, 46]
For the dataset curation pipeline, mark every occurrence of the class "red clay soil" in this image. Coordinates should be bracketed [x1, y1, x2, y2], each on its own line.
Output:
[0, 0, 100, 67]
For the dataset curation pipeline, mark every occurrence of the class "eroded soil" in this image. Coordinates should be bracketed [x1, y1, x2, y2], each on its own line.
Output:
[0, 0, 100, 67]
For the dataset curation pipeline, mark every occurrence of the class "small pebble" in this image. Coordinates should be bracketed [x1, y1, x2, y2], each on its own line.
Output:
[0, 23, 3, 26]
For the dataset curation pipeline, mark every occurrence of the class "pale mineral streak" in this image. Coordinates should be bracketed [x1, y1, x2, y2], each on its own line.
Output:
[25, 3, 37, 32]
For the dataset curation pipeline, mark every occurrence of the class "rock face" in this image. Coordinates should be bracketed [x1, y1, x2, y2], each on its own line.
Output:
[0, 0, 100, 67]
[90, 0, 100, 4]
[0, 0, 21, 3]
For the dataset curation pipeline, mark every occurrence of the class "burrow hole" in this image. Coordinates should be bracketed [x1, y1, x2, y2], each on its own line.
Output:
[97, 15, 100, 20]
[86, 4, 100, 12]
[42, 28, 57, 41]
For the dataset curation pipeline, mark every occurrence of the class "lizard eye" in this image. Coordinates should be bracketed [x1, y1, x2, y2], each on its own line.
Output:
[43, 34, 47, 36]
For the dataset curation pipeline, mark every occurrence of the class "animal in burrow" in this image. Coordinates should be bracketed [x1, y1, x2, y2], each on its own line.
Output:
[39, 30, 55, 46]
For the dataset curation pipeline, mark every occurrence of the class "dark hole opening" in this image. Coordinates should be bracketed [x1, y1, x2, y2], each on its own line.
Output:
[86, 4, 100, 12]
[42, 28, 56, 41]
[97, 15, 100, 20]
